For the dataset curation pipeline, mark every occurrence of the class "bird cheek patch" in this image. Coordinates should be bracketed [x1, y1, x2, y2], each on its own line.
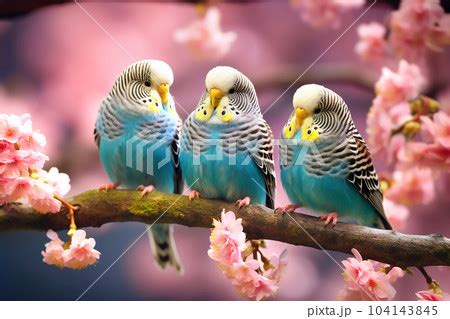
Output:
[146, 92, 162, 113]
[216, 105, 234, 122]
[196, 104, 214, 121]
[302, 124, 320, 142]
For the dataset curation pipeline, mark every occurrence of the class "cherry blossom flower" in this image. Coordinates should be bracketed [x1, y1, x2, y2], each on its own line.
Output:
[42, 229, 101, 269]
[208, 210, 246, 265]
[389, 0, 450, 62]
[0, 113, 70, 213]
[367, 60, 426, 161]
[208, 210, 287, 300]
[266, 249, 288, 283]
[375, 60, 425, 105]
[416, 290, 444, 301]
[227, 259, 278, 301]
[338, 248, 404, 301]
[386, 167, 435, 206]
[355, 22, 388, 61]
[291, 0, 365, 29]
[42, 230, 65, 268]
[400, 112, 450, 170]
[0, 114, 29, 144]
[174, 7, 236, 60]
[63, 230, 101, 269]
[383, 198, 410, 230]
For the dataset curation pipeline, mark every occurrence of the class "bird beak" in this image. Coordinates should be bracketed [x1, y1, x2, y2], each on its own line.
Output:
[210, 88, 223, 108]
[157, 83, 169, 104]
[295, 107, 308, 126]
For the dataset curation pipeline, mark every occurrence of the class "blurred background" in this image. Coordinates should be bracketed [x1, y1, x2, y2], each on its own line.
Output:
[0, 0, 449, 300]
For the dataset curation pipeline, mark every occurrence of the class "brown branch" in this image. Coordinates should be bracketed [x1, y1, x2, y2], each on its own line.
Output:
[1, 189, 449, 268]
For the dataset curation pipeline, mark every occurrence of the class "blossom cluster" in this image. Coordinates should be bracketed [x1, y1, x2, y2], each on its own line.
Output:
[0, 114, 70, 213]
[365, 59, 450, 230]
[174, 7, 236, 60]
[208, 210, 287, 301]
[355, 0, 450, 65]
[291, 0, 364, 29]
[338, 248, 404, 301]
[42, 229, 101, 269]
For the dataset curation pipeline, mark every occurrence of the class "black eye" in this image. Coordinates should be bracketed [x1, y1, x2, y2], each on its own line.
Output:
[144, 81, 151, 87]
[229, 88, 236, 94]
[314, 108, 321, 114]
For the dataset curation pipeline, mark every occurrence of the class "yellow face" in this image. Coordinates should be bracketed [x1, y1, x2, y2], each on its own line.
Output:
[283, 107, 320, 142]
[146, 91, 163, 113]
[195, 88, 234, 123]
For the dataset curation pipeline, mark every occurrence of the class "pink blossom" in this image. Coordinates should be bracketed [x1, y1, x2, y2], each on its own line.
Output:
[355, 22, 388, 61]
[400, 112, 450, 170]
[292, 0, 365, 29]
[386, 167, 435, 206]
[0, 114, 28, 143]
[174, 7, 237, 60]
[383, 198, 410, 230]
[367, 100, 410, 160]
[375, 60, 425, 105]
[416, 290, 444, 301]
[1, 176, 34, 203]
[63, 230, 101, 269]
[266, 249, 288, 283]
[42, 167, 71, 196]
[208, 210, 246, 265]
[338, 248, 404, 301]
[228, 259, 278, 301]
[42, 230, 65, 268]
[389, 0, 450, 62]
[421, 112, 450, 148]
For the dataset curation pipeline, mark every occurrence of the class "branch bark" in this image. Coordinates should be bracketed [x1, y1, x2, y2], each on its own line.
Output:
[1, 189, 449, 268]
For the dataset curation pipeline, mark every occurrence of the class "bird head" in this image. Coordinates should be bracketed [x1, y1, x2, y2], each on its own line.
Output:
[110, 59, 176, 116]
[282, 84, 350, 141]
[194, 66, 260, 124]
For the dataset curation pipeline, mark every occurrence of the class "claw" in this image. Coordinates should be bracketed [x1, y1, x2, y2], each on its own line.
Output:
[319, 212, 338, 226]
[189, 190, 201, 201]
[275, 204, 299, 214]
[98, 182, 119, 191]
[236, 196, 251, 209]
[137, 184, 155, 198]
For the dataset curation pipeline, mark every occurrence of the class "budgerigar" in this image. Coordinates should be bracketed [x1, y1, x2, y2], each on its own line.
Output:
[180, 66, 275, 209]
[279, 84, 391, 229]
[95, 59, 183, 272]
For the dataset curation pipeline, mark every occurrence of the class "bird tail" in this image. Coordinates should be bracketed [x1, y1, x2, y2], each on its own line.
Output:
[147, 224, 183, 274]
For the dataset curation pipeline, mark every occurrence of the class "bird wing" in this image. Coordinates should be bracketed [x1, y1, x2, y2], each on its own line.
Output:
[240, 118, 276, 209]
[171, 117, 184, 194]
[303, 132, 391, 229]
[136, 115, 183, 194]
[94, 98, 125, 148]
[345, 134, 391, 229]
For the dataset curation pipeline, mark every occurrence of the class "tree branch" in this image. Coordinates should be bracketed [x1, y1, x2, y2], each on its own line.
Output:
[1, 189, 449, 268]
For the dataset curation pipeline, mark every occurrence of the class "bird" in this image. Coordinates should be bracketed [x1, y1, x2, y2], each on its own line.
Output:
[179, 66, 275, 209]
[278, 83, 392, 229]
[94, 59, 183, 273]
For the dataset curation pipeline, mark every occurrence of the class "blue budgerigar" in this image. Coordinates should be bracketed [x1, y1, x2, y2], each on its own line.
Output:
[180, 66, 275, 209]
[279, 84, 391, 229]
[95, 59, 183, 272]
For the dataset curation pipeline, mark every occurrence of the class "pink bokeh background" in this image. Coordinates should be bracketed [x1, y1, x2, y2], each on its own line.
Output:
[0, 1, 449, 300]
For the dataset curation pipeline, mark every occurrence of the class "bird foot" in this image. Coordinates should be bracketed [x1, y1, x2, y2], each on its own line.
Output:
[137, 184, 155, 198]
[275, 204, 299, 214]
[319, 212, 338, 226]
[236, 197, 251, 209]
[188, 190, 201, 201]
[98, 182, 119, 192]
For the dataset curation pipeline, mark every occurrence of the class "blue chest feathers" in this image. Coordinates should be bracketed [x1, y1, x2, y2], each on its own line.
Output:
[98, 112, 177, 193]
